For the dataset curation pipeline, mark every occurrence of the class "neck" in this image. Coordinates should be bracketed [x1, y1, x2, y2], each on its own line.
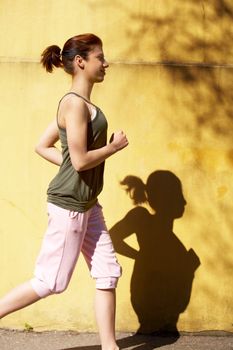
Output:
[155, 213, 174, 233]
[70, 75, 94, 101]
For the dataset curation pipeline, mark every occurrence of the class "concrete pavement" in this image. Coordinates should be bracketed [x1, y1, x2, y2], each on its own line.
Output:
[0, 329, 233, 350]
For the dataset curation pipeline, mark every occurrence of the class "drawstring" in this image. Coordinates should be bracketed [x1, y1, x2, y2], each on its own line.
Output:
[69, 211, 78, 218]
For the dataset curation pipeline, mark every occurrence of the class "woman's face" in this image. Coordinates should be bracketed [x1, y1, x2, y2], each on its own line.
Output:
[84, 45, 109, 83]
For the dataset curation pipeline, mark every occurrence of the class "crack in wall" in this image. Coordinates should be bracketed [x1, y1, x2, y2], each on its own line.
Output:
[0, 57, 233, 69]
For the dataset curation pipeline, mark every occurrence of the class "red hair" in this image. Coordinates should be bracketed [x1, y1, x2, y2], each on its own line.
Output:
[41, 33, 103, 74]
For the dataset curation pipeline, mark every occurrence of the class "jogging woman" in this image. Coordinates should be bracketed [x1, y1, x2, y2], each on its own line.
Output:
[0, 33, 128, 350]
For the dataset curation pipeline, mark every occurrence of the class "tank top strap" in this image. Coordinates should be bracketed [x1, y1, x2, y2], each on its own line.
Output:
[59, 92, 99, 109]
[56, 92, 99, 129]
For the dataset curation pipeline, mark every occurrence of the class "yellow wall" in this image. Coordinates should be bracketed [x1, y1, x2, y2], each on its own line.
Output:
[0, 0, 232, 332]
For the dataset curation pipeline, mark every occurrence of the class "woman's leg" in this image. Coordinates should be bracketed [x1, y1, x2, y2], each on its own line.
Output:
[0, 204, 88, 319]
[0, 281, 40, 319]
[81, 203, 122, 350]
[95, 288, 119, 350]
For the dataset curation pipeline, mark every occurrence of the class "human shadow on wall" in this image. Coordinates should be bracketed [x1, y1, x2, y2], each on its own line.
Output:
[110, 170, 201, 336]
[62, 171, 201, 350]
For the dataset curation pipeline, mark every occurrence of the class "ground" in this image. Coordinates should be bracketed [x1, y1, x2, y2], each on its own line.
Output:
[0, 329, 233, 350]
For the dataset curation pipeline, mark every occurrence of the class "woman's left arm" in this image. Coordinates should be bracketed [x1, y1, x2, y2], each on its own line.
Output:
[35, 120, 62, 166]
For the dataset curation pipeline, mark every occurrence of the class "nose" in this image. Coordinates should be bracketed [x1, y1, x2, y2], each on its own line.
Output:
[179, 194, 187, 207]
[103, 59, 109, 68]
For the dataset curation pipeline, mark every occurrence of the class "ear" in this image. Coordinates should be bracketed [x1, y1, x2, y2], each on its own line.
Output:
[74, 55, 85, 70]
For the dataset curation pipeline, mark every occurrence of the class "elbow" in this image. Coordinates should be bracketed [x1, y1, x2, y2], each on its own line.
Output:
[35, 144, 47, 158]
[70, 154, 90, 172]
[72, 161, 86, 172]
[34, 144, 41, 155]
[74, 165, 84, 172]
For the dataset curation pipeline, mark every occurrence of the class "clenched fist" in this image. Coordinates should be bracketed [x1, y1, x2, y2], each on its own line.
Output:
[109, 130, 129, 152]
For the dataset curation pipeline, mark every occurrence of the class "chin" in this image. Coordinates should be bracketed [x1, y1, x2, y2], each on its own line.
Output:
[174, 208, 185, 218]
[95, 77, 105, 83]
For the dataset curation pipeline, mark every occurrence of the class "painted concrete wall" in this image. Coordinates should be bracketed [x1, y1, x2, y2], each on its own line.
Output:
[0, 0, 232, 332]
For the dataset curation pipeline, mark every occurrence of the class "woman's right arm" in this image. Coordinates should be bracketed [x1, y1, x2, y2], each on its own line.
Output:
[35, 120, 63, 166]
[64, 97, 128, 171]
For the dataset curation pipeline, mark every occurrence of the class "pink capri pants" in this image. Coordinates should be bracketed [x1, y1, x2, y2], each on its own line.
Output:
[30, 202, 122, 298]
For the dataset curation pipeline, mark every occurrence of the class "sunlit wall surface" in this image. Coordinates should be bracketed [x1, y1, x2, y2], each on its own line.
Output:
[0, 0, 232, 332]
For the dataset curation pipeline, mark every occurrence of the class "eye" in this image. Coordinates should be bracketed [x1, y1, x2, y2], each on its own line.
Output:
[97, 55, 105, 62]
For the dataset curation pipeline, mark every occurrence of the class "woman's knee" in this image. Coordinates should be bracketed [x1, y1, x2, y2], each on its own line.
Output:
[30, 278, 68, 298]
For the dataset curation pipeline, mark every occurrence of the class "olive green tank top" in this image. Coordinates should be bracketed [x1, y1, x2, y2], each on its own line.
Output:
[47, 92, 108, 212]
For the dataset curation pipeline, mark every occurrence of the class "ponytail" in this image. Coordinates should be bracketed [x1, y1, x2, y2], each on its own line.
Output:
[40, 45, 62, 73]
[40, 34, 102, 75]
[120, 176, 147, 205]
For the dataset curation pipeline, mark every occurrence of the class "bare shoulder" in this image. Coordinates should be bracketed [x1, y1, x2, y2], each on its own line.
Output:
[60, 94, 88, 114]
[58, 94, 89, 127]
